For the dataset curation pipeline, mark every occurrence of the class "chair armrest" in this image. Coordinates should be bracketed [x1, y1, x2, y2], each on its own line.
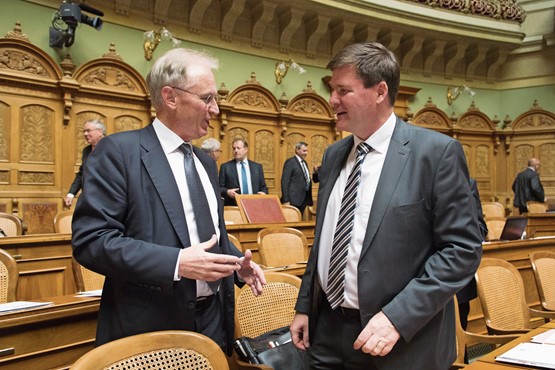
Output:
[464, 331, 520, 347]
[530, 308, 555, 320]
[486, 324, 530, 336]
[450, 362, 466, 370]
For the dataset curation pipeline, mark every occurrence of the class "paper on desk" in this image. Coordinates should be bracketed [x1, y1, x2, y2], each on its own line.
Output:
[0, 301, 53, 313]
[532, 328, 555, 345]
[75, 289, 102, 297]
[496, 342, 555, 369]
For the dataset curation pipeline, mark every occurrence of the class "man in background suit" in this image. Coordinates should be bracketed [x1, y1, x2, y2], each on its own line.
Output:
[281, 141, 313, 214]
[64, 119, 105, 207]
[290, 42, 482, 370]
[219, 138, 268, 206]
[72, 48, 265, 352]
[512, 157, 546, 214]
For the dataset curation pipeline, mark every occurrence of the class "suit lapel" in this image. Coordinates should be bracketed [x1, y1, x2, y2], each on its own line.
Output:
[140, 125, 191, 248]
[360, 118, 411, 258]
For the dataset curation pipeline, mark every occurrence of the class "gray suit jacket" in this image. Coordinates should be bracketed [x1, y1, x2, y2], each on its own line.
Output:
[72, 124, 241, 353]
[295, 117, 482, 370]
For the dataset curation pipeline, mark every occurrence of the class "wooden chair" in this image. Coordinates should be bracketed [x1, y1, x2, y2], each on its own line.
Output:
[475, 257, 555, 335]
[228, 233, 244, 253]
[70, 330, 229, 370]
[281, 204, 302, 222]
[233, 272, 301, 370]
[0, 248, 18, 303]
[224, 206, 245, 225]
[257, 227, 308, 267]
[72, 258, 105, 292]
[529, 251, 555, 311]
[0, 212, 23, 237]
[450, 296, 519, 369]
[307, 200, 317, 221]
[485, 217, 506, 241]
[54, 210, 74, 233]
[481, 202, 505, 219]
[527, 201, 548, 213]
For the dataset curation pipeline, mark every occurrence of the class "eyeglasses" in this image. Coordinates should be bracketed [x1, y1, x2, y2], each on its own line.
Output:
[171, 86, 215, 105]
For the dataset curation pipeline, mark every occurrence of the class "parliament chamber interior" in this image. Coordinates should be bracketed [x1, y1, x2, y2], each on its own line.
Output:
[0, 0, 554, 369]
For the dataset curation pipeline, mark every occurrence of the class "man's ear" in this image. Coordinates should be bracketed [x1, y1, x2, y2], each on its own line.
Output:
[162, 86, 177, 108]
[376, 81, 389, 104]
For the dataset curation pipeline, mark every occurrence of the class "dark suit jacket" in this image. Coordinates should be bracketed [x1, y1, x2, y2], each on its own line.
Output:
[68, 145, 92, 196]
[71, 124, 241, 353]
[295, 118, 482, 370]
[512, 167, 545, 213]
[219, 159, 268, 206]
[281, 156, 313, 208]
[457, 178, 488, 304]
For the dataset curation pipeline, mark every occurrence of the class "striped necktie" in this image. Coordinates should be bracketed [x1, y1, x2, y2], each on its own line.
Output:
[326, 142, 372, 309]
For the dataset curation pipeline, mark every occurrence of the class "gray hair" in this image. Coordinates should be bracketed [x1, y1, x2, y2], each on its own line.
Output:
[146, 48, 220, 110]
[201, 138, 221, 153]
[86, 119, 106, 135]
[295, 142, 308, 151]
[327, 42, 400, 106]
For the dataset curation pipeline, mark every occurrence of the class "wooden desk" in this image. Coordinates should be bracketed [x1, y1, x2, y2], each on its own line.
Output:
[0, 233, 75, 300]
[263, 263, 306, 277]
[0, 294, 99, 370]
[526, 213, 555, 238]
[464, 322, 555, 369]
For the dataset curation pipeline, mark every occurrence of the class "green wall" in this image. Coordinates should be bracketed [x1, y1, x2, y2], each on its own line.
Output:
[3, 0, 553, 125]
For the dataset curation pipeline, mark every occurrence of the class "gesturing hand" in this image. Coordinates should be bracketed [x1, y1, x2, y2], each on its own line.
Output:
[237, 249, 266, 296]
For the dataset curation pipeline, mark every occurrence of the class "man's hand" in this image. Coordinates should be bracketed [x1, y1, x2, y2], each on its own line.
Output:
[237, 249, 266, 296]
[64, 194, 74, 207]
[354, 311, 400, 357]
[227, 188, 240, 199]
[290, 313, 310, 350]
[178, 235, 241, 281]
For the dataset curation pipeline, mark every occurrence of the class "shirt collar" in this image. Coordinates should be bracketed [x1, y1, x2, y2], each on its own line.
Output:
[353, 112, 396, 154]
[152, 119, 189, 154]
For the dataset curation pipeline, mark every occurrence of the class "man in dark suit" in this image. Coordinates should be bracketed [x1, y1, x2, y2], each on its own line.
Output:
[64, 119, 105, 207]
[72, 48, 265, 352]
[281, 141, 313, 214]
[290, 42, 482, 370]
[512, 157, 546, 214]
[219, 138, 268, 206]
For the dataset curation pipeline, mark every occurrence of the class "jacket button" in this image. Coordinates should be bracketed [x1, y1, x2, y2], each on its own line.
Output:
[187, 302, 195, 309]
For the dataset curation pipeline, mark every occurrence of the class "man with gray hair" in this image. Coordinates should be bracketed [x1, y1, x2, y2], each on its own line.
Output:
[64, 119, 106, 207]
[72, 48, 265, 352]
[201, 137, 222, 162]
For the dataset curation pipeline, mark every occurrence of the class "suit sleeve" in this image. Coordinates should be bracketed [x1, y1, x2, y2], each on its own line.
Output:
[256, 163, 268, 194]
[531, 173, 545, 202]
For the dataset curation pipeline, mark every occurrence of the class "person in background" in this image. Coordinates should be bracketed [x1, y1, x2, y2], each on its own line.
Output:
[281, 141, 313, 214]
[64, 119, 105, 207]
[512, 157, 546, 214]
[219, 138, 268, 206]
[290, 42, 482, 370]
[201, 137, 222, 162]
[72, 48, 265, 352]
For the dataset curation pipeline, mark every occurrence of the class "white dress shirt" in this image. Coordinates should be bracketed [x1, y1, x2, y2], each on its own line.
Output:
[153, 119, 219, 297]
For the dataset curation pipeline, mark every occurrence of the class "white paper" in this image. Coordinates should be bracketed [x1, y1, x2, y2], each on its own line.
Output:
[532, 329, 555, 345]
[75, 289, 102, 297]
[496, 342, 555, 369]
[0, 301, 53, 313]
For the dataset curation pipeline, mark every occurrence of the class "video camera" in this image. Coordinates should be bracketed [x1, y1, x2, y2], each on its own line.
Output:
[49, 1, 104, 48]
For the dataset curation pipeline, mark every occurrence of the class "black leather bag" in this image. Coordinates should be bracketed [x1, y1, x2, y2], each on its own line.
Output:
[234, 326, 308, 370]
